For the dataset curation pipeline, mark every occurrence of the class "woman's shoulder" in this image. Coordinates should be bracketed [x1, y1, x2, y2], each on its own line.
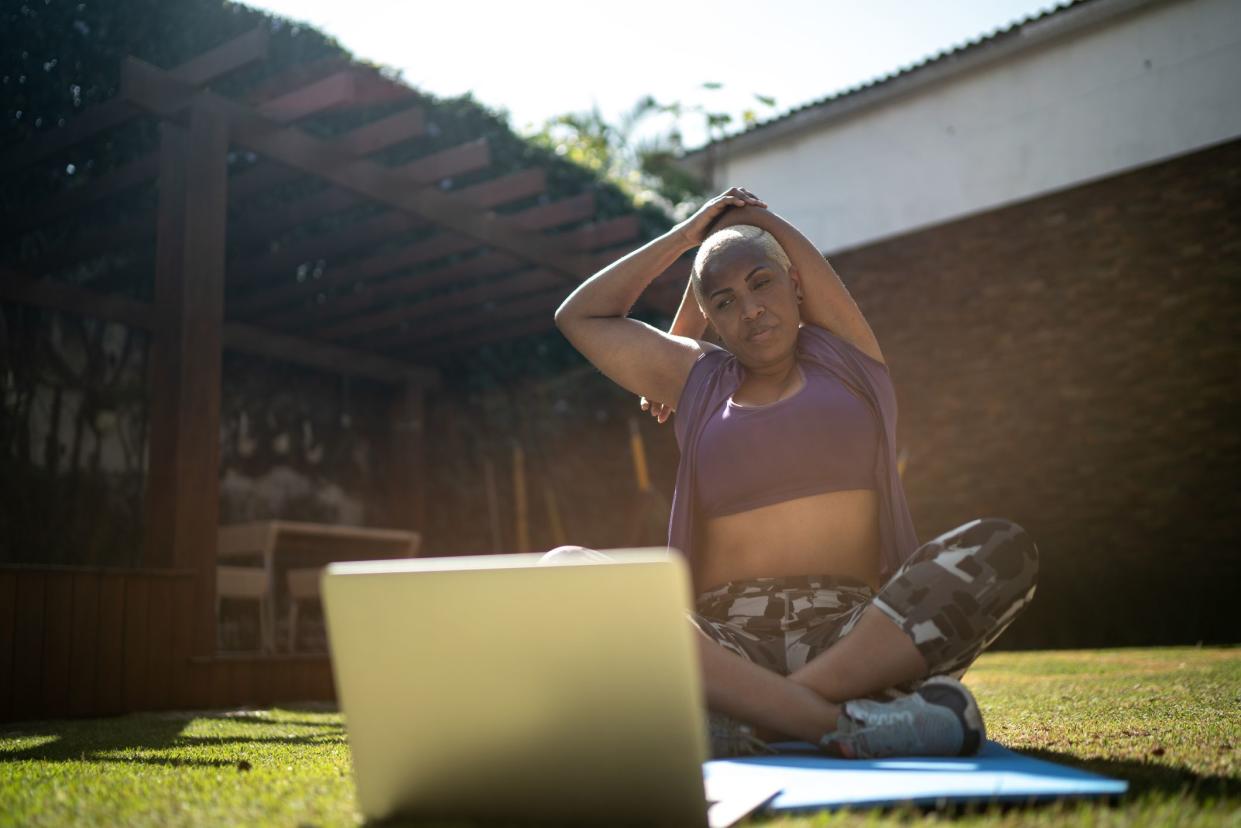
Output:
[798, 323, 889, 374]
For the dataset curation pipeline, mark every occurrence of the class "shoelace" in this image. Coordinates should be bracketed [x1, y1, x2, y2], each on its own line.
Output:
[710, 715, 778, 757]
[819, 696, 962, 758]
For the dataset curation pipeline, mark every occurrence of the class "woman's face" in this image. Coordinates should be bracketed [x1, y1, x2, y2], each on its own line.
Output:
[699, 243, 802, 365]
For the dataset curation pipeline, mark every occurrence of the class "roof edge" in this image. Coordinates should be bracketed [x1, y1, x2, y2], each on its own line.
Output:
[676, 0, 1171, 177]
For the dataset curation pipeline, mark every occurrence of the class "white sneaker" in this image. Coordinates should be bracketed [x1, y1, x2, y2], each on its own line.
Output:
[817, 675, 986, 759]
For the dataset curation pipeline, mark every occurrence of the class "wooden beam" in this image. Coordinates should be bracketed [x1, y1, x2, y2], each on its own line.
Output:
[400, 137, 490, 184]
[228, 210, 427, 288]
[0, 28, 268, 176]
[254, 69, 411, 124]
[257, 71, 360, 123]
[0, 266, 436, 384]
[227, 162, 299, 203]
[0, 267, 156, 331]
[309, 221, 638, 343]
[241, 325, 437, 385]
[0, 100, 137, 179]
[245, 192, 598, 328]
[23, 211, 152, 278]
[242, 55, 351, 104]
[316, 250, 526, 327]
[10, 39, 384, 246]
[332, 106, 426, 156]
[400, 287, 566, 345]
[314, 251, 526, 340]
[229, 321, 434, 385]
[508, 193, 598, 230]
[382, 255, 687, 358]
[238, 234, 484, 323]
[352, 267, 565, 349]
[120, 58, 594, 279]
[222, 322, 438, 387]
[141, 102, 229, 659]
[165, 27, 270, 87]
[228, 187, 360, 253]
[411, 311, 563, 358]
[8, 154, 159, 239]
[227, 107, 427, 206]
[454, 168, 545, 208]
[557, 215, 640, 251]
[227, 137, 490, 255]
[230, 171, 561, 320]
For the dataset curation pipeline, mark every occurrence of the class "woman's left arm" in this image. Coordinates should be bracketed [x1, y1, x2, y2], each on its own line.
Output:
[709, 205, 885, 365]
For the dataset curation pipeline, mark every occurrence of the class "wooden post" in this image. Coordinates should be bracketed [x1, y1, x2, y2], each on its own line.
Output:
[511, 440, 529, 553]
[628, 417, 652, 492]
[387, 382, 426, 533]
[481, 456, 502, 551]
[142, 99, 229, 657]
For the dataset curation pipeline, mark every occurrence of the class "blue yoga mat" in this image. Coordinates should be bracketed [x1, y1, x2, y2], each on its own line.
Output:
[703, 739, 1128, 813]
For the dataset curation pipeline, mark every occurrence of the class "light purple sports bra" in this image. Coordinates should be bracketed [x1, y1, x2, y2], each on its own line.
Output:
[694, 363, 879, 518]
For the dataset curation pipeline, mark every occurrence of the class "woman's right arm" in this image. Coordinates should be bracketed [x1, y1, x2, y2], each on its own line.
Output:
[638, 274, 711, 423]
[555, 188, 763, 409]
[555, 230, 705, 409]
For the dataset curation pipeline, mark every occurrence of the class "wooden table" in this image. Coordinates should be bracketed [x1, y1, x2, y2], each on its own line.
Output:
[217, 520, 422, 653]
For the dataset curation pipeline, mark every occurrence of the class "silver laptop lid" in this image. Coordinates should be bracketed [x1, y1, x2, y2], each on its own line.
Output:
[323, 549, 710, 826]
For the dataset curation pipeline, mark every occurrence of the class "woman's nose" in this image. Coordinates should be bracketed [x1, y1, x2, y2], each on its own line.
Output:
[740, 296, 763, 320]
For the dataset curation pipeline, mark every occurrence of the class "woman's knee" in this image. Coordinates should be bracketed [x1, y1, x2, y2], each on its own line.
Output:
[969, 517, 1039, 596]
[537, 545, 615, 565]
[880, 517, 1039, 672]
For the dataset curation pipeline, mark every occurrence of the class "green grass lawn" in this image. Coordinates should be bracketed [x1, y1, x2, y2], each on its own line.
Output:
[0, 647, 1236, 827]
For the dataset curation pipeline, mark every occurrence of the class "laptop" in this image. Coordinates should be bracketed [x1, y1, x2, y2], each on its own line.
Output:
[321, 548, 779, 826]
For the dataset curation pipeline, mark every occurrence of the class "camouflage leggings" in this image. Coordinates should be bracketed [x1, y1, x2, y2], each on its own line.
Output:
[688, 517, 1039, 700]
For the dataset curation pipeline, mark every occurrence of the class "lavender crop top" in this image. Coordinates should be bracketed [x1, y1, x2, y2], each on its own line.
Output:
[669, 323, 920, 583]
[694, 364, 879, 517]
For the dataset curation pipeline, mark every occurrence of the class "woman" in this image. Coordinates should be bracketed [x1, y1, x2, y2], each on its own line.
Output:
[550, 187, 1039, 759]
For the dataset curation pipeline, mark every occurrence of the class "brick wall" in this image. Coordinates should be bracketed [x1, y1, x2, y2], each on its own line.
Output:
[829, 137, 1241, 648]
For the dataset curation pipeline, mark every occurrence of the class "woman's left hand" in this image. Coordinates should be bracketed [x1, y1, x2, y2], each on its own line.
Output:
[672, 187, 768, 248]
[639, 395, 673, 424]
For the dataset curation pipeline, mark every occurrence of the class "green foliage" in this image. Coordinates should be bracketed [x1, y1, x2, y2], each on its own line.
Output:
[525, 83, 779, 220]
[0, 649, 1235, 826]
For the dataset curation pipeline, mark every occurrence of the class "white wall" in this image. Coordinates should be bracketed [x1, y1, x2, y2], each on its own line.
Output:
[706, 0, 1241, 253]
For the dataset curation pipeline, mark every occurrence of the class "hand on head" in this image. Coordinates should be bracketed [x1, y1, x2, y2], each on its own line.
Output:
[673, 187, 767, 248]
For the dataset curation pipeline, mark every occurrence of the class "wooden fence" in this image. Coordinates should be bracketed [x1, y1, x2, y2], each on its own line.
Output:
[0, 566, 333, 722]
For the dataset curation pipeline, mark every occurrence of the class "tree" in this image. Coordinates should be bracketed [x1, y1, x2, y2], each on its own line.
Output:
[525, 84, 779, 219]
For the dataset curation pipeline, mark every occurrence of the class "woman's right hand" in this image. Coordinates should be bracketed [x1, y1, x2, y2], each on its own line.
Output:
[672, 187, 767, 247]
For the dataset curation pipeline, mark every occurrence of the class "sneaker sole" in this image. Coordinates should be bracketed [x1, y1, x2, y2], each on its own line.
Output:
[916, 675, 986, 756]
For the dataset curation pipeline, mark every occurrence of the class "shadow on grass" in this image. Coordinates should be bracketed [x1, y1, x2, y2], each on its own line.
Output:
[1013, 746, 1238, 804]
[0, 708, 345, 769]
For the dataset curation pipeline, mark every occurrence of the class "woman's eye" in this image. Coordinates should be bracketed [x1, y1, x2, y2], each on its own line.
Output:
[754, 279, 770, 289]
[716, 297, 732, 309]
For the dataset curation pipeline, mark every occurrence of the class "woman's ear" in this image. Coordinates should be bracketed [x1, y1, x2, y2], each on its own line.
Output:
[788, 265, 804, 301]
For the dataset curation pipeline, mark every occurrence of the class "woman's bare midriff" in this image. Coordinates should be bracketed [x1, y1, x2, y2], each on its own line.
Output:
[695, 489, 882, 594]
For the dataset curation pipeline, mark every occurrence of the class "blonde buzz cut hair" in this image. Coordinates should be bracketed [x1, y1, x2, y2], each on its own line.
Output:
[691, 224, 792, 306]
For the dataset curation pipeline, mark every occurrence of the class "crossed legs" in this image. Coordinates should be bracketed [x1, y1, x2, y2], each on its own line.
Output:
[693, 517, 1040, 743]
[695, 603, 929, 743]
[540, 518, 1039, 747]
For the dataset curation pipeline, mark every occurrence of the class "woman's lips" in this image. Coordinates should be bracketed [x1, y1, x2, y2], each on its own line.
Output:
[749, 326, 774, 341]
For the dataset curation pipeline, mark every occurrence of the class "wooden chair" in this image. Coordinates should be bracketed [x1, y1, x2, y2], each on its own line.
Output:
[285, 567, 324, 653]
[216, 565, 273, 652]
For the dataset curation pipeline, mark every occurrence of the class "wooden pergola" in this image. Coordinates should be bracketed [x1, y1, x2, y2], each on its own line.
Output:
[0, 29, 689, 720]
